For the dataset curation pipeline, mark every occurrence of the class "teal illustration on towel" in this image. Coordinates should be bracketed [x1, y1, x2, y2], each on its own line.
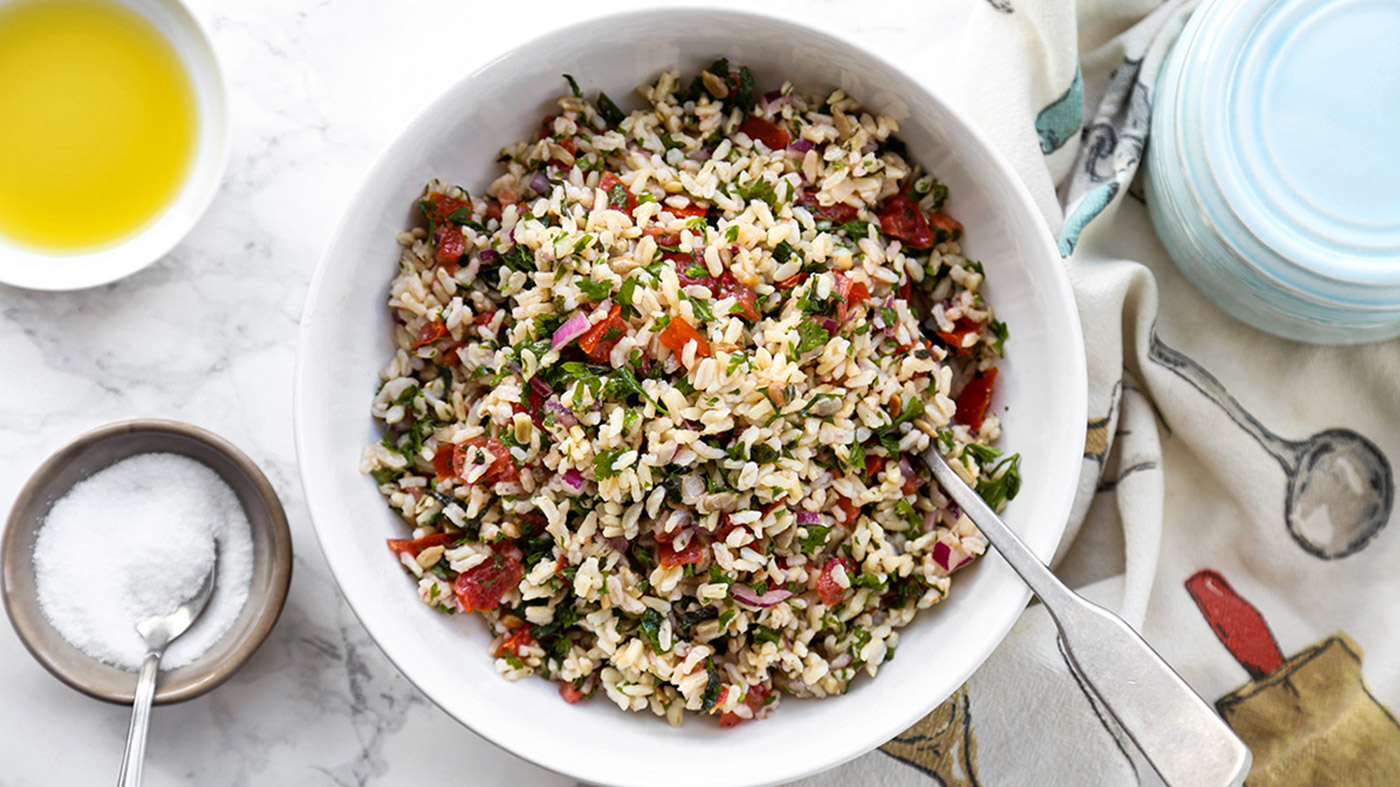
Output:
[1058, 182, 1118, 256]
[1036, 65, 1083, 154]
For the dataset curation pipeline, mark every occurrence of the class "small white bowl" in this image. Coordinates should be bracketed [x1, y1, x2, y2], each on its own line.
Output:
[0, 0, 229, 291]
[297, 9, 1086, 787]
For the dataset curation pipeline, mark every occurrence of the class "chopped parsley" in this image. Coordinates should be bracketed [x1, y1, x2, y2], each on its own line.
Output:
[638, 608, 671, 653]
[562, 73, 582, 98]
[576, 278, 612, 301]
[795, 319, 831, 355]
[798, 525, 831, 554]
[597, 91, 625, 126]
[976, 453, 1022, 509]
[445, 206, 486, 232]
[592, 448, 627, 481]
[617, 277, 640, 318]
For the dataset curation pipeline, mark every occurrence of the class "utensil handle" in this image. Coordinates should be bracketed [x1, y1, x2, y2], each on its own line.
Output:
[1052, 595, 1252, 786]
[117, 650, 161, 787]
[928, 454, 1251, 786]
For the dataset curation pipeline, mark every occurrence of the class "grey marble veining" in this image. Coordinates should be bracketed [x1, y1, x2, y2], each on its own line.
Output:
[0, 0, 963, 784]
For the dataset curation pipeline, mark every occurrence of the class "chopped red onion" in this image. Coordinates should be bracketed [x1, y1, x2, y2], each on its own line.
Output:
[922, 511, 939, 532]
[933, 541, 973, 571]
[820, 318, 839, 338]
[529, 171, 551, 196]
[552, 312, 591, 350]
[546, 399, 578, 427]
[948, 502, 962, 520]
[899, 455, 922, 492]
[788, 138, 814, 153]
[761, 90, 792, 114]
[731, 584, 793, 608]
[479, 249, 500, 264]
[561, 468, 585, 490]
[606, 536, 631, 554]
[531, 376, 553, 397]
[795, 511, 823, 525]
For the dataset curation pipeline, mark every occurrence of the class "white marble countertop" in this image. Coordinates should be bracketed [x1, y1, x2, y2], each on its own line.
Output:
[0, 0, 981, 784]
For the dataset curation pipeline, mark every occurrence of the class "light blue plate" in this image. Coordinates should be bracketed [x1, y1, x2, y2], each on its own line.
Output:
[1148, 0, 1400, 343]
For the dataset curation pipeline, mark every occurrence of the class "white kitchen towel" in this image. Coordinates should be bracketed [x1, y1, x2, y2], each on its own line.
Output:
[798, 0, 1400, 784]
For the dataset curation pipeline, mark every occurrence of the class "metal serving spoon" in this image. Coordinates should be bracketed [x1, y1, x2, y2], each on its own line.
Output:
[923, 451, 1251, 786]
[116, 546, 218, 787]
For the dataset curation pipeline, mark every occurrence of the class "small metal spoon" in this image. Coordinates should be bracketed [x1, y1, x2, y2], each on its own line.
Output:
[923, 451, 1251, 786]
[116, 546, 218, 787]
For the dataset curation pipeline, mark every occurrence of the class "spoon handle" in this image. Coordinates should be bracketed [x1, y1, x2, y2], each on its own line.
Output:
[117, 649, 161, 787]
[926, 451, 1251, 786]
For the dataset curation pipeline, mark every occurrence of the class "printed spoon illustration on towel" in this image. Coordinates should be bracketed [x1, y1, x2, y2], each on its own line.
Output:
[1185, 569, 1400, 786]
[1149, 335, 1392, 559]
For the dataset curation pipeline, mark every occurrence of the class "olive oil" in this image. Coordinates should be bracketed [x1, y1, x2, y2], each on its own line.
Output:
[0, 0, 198, 251]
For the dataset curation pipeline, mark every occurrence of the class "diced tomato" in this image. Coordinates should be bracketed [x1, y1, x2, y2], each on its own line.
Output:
[453, 543, 524, 613]
[670, 249, 713, 289]
[453, 437, 519, 485]
[657, 536, 705, 569]
[576, 304, 628, 363]
[432, 446, 456, 480]
[900, 458, 925, 496]
[928, 212, 963, 243]
[955, 368, 998, 431]
[435, 226, 466, 266]
[559, 680, 586, 704]
[719, 711, 743, 728]
[423, 192, 468, 225]
[411, 320, 449, 349]
[599, 172, 638, 215]
[473, 310, 497, 326]
[554, 554, 570, 579]
[796, 189, 858, 222]
[523, 382, 548, 428]
[386, 532, 455, 557]
[484, 200, 504, 222]
[832, 496, 859, 526]
[878, 193, 934, 249]
[832, 272, 871, 323]
[738, 115, 790, 151]
[864, 453, 886, 482]
[714, 513, 739, 543]
[666, 201, 709, 219]
[558, 137, 576, 155]
[496, 625, 535, 658]
[658, 317, 711, 358]
[645, 226, 683, 248]
[898, 278, 911, 301]
[718, 273, 759, 322]
[816, 557, 858, 606]
[775, 273, 808, 289]
[936, 317, 982, 357]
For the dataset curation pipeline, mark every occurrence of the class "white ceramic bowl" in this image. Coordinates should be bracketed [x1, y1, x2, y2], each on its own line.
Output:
[0, 0, 229, 291]
[296, 9, 1086, 787]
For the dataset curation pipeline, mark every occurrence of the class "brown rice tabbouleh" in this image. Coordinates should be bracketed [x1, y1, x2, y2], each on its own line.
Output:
[362, 61, 1021, 727]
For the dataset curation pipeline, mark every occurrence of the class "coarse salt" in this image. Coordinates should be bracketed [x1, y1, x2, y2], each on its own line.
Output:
[32, 452, 254, 671]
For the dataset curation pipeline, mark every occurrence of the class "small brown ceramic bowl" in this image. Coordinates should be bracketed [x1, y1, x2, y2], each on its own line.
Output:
[1, 419, 292, 704]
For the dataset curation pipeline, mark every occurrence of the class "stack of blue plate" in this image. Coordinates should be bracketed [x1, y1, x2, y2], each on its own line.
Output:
[1147, 0, 1400, 344]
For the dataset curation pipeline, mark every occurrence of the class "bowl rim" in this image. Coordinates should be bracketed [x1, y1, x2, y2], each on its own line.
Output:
[0, 418, 294, 704]
[0, 0, 232, 291]
[295, 7, 1086, 786]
